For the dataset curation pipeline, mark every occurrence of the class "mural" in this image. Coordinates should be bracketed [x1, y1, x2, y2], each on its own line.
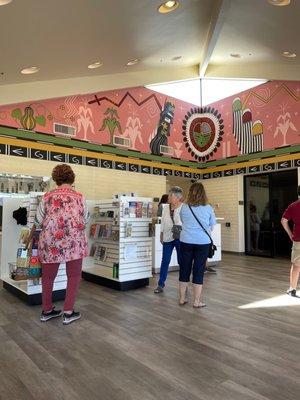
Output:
[182, 106, 224, 161]
[150, 101, 175, 156]
[99, 107, 122, 145]
[232, 98, 263, 154]
[11, 105, 46, 131]
[0, 80, 300, 164]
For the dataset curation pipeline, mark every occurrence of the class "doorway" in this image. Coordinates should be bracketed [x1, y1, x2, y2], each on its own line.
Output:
[244, 169, 298, 258]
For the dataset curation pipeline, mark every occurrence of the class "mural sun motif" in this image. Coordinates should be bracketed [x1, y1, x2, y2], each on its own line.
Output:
[182, 107, 224, 161]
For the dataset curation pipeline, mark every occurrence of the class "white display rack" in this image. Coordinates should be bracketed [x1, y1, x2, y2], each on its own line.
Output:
[83, 196, 153, 290]
[0, 193, 67, 305]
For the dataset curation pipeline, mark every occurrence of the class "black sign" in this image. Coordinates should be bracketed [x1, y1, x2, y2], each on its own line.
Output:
[262, 163, 275, 172]
[248, 165, 261, 174]
[153, 167, 162, 175]
[69, 155, 83, 165]
[212, 171, 222, 178]
[129, 164, 140, 173]
[184, 172, 192, 178]
[141, 165, 151, 174]
[224, 169, 234, 177]
[193, 173, 201, 180]
[164, 169, 173, 176]
[0, 144, 7, 154]
[30, 149, 47, 160]
[115, 162, 127, 171]
[174, 170, 183, 177]
[9, 146, 27, 158]
[100, 159, 113, 169]
[202, 173, 211, 179]
[50, 151, 66, 163]
[278, 160, 292, 169]
[86, 157, 98, 167]
[294, 159, 300, 167]
[236, 167, 247, 174]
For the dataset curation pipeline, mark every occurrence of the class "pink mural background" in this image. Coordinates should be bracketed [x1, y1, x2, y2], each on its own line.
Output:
[0, 80, 299, 163]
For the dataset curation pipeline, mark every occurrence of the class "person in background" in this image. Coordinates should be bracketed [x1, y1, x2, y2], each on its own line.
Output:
[36, 164, 89, 324]
[157, 194, 169, 217]
[154, 187, 183, 293]
[179, 182, 216, 307]
[250, 204, 261, 253]
[281, 186, 300, 297]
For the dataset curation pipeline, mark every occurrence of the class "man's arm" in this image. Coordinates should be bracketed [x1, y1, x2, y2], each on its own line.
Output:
[281, 218, 293, 241]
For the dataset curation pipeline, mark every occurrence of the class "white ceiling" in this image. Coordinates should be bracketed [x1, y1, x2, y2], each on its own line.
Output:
[209, 0, 300, 75]
[0, 0, 214, 85]
[0, 0, 300, 102]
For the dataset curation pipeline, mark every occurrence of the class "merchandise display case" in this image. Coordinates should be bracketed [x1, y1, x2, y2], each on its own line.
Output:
[0, 193, 67, 305]
[82, 196, 153, 290]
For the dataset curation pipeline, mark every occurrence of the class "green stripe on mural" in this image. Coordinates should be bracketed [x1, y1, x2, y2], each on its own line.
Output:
[0, 125, 299, 170]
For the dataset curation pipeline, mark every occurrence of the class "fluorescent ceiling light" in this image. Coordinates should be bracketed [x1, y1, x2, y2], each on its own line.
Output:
[88, 61, 103, 69]
[127, 59, 140, 66]
[282, 51, 296, 58]
[20, 66, 40, 75]
[0, 0, 13, 6]
[268, 0, 291, 6]
[158, 1, 180, 14]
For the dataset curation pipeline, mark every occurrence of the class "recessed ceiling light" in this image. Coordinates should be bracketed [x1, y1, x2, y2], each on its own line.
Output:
[230, 53, 242, 58]
[20, 66, 40, 75]
[267, 0, 291, 6]
[88, 61, 103, 69]
[282, 51, 296, 58]
[127, 58, 140, 66]
[172, 56, 182, 61]
[0, 0, 13, 5]
[158, 1, 180, 14]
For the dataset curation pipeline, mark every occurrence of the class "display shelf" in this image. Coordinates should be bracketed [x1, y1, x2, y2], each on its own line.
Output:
[0, 194, 67, 305]
[83, 196, 153, 290]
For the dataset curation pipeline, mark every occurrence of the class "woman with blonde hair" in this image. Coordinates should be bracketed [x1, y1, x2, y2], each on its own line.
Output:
[179, 182, 216, 307]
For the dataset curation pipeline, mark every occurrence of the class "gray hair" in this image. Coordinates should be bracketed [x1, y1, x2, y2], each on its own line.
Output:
[169, 186, 183, 200]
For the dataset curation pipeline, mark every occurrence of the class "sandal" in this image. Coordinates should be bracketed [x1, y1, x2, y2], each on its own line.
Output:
[193, 302, 206, 308]
[179, 300, 188, 306]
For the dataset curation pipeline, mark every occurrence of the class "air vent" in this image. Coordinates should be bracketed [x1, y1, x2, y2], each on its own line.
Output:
[113, 136, 131, 148]
[160, 145, 174, 156]
[53, 123, 76, 137]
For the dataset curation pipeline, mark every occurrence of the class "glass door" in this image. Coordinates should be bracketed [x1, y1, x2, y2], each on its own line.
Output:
[244, 174, 273, 257]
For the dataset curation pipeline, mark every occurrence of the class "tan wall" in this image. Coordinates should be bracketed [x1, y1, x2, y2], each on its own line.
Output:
[166, 175, 245, 253]
[203, 175, 244, 253]
[0, 154, 166, 200]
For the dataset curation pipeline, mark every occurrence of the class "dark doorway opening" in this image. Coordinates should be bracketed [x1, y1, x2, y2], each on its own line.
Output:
[244, 169, 298, 258]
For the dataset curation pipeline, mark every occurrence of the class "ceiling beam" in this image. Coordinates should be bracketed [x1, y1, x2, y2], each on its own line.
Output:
[199, 0, 231, 78]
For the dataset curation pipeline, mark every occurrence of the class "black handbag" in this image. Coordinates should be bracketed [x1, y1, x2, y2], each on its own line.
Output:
[188, 205, 217, 258]
[169, 205, 182, 240]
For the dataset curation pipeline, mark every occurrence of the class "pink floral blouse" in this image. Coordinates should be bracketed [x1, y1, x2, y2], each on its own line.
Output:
[36, 187, 89, 264]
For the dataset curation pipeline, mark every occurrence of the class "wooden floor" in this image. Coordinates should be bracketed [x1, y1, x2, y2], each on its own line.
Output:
[0, 254, 300, 400]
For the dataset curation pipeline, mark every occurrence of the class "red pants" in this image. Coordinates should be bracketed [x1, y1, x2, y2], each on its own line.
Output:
[42, 258, 82, 312]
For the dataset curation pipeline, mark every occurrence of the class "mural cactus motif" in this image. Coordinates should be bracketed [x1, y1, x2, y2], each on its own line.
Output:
[99, 107, 122, 145]
[232, 97, 263, 154]
[11, 106, 46, 131]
